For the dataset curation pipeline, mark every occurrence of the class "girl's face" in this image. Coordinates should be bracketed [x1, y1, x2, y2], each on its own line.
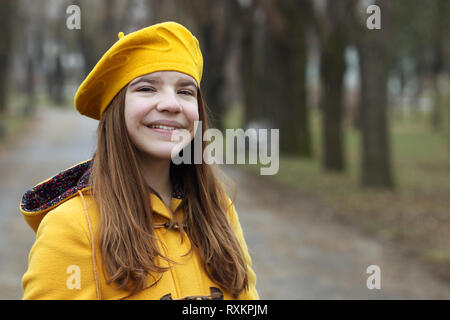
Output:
[125, 71, 199, 160]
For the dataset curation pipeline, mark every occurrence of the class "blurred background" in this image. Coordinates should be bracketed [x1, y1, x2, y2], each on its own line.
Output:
[0, 0, 449, 299]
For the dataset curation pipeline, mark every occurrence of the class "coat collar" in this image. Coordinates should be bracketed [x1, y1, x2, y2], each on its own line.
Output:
[20, 159, 93, 216]
[20, 158, 185, 227]
[149, 193, 184, 221]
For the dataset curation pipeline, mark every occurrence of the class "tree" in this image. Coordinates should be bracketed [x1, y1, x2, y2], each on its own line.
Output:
[318, 0, 354, 171]
[262, 0, 313, 157]
[238, 0, 259, 127]
[0, 0, 16, 139]
[185, 0, 240, 130]
[357, 0, 394, 188]
[390, 0, 448, 130]
[75, 0, 126, 77]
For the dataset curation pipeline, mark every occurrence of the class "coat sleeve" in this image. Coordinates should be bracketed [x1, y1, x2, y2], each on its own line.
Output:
[227, 199, 260, 300]
[22, 206, 99, 300]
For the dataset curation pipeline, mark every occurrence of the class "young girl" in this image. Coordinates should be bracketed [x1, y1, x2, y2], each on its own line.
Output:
[20, 21, 259, 300]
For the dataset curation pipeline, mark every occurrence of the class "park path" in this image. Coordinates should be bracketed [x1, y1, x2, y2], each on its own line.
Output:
[0, 107, 449, 299]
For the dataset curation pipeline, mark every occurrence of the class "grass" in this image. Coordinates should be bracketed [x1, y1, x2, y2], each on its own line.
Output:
[242, 107, 450, 282]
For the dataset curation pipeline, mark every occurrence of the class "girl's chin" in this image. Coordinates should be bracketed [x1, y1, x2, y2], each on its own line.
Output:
[137, 145, 180, 160]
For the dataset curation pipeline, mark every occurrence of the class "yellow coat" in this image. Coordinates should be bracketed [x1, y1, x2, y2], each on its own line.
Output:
[19, 159, 259, 300]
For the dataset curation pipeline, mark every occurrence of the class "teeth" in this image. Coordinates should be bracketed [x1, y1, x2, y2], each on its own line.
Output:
[149, 124, 177, 130]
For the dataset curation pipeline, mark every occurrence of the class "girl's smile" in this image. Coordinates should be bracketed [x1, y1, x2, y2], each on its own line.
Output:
[145, 119, 186, 137]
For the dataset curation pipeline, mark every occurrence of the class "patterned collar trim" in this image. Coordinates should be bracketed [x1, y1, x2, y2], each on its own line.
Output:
[20, 159, 184, 213]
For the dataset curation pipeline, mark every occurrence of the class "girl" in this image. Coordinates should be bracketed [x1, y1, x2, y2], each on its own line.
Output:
[20, 21, 259, 300]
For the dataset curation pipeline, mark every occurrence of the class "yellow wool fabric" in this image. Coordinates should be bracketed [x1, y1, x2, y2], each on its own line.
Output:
[74, 21, 203, 120]
[20, 189, 259, 300]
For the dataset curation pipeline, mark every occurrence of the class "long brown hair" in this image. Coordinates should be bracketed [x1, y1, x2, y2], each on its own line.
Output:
[88, 84, 249, 298]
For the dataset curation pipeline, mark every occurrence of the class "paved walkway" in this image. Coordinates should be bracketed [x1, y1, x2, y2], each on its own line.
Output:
[223, 166, 450, 299]
[0, 107, 449, 299]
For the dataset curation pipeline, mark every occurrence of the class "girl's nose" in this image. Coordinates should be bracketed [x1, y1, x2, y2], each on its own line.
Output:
[156, 91, 183, 113]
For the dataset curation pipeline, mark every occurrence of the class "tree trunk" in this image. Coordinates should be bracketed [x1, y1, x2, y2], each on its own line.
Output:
[0, 0, 16, 139]
[23, 57, 36, 117]
[240, 4, 258, 126]
[358, 0, 394, 189]
[264, 0, 312, 157]
[195, 0, 238, 130]
[75, 0, 124, 78]
[319, 0, 349, 172]
[443, 0, 450, 154]
[430, 73, 441, 132]
[428, 0, 446, 132]
[53, 54, 65, 106]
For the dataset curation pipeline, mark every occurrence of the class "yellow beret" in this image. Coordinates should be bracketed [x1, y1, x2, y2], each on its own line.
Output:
[74, 21, 203, 120]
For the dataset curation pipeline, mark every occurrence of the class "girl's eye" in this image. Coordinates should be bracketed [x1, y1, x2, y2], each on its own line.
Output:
[138, 87, 155, 92]
[179, 90, 193, 96]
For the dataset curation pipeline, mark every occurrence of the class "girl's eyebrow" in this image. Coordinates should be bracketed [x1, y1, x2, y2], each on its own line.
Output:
[177, 79, 198, 89]
[130, 77, 160, 87]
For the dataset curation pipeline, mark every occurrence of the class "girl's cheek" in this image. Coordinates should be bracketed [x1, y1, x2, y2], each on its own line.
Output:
[185, 104, 199, 123]
[188, 109, 200, 138]
[127, 96, 152, 120]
